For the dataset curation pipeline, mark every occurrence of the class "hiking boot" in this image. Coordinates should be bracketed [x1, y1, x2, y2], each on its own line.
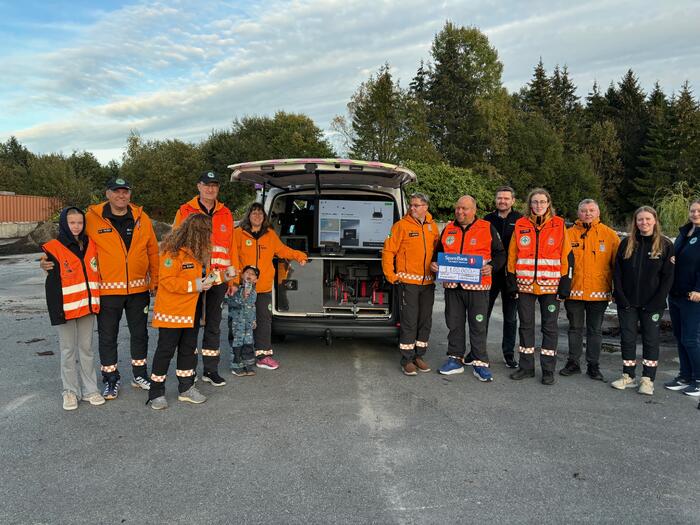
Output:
[131, 376, 151, 391]
[438, 356, 464, 375]
[586, 364, 606, 382]
[611, 373, 637, 390]
[414, 357, 431, 373]
[638, 377, 654, 396]
[503, 355, 518, 369]
[559, 360, 581, 376]
[102, 378, 120, 400]
[681, 383, 700, 397]
[202, 371, 227, 387]
[402, 362, 418, 376]
[150, 396, 168, 410]
[542, 371, 555, 385]
[472, 365, 494, 382]
[83, 392, 105, 406]
[664, 376, 690, 391]
[62, 392, 78, 411]
[256, 356, 280, 370]
[178, 386, 207, 404]
[510, 368, 535, 380]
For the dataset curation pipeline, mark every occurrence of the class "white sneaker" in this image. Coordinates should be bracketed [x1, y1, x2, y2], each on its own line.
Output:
[62, 392, 78, 411]
[638, 377, 654, 395]
[611, 373, 637, 390]
[83, 392, 105, 406]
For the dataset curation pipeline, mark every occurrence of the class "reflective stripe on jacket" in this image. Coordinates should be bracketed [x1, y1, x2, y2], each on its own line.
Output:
[85, 202, 159, 295]
[381, 212, 439, 285]
[568, 219, 620, 301]
[439, 219, 493, 290]
[43, 238, 101, 320]
[152, 248, 206, 328]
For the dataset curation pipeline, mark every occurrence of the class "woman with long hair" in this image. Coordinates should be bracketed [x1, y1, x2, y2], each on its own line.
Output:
[233, 202, 307, 370]
[612, 206, 674, 396]
[507, 188, 573, 385]
[664, 198, 700, 401]
[148, 213, 214, 409]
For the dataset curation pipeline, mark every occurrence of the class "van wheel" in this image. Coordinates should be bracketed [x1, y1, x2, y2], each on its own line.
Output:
[272, 333, 286, 343]
[324, 329, 332, 346]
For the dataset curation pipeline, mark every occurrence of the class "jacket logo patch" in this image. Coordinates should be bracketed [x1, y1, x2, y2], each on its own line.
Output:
[520, 236, 531, 246]
[519, 229, 531, 234]
[98, 228, 112, 234]
[63, 260, 73, 273]
[220, 224, 227, 232]
[571, 242, 580, 248]
[447, 230, 459, 235]
[690, 237, 697, 245]
[599, 242, 606, 252]
[470, 238, 477, 245]
[182, 263, 195, 270]
[164, 258, 173, 268]
[245, 239, 253, 246]
[427, 224, 432, 231]
[90, 257, 98, 272]
[408, 232, 419, 237]
[548, 237, 555, 245]
[445, 235, 455, 246]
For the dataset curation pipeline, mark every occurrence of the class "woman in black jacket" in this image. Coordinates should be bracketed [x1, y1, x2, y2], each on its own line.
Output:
[611, 206, 674, 396]
[664, 198, 700, 402]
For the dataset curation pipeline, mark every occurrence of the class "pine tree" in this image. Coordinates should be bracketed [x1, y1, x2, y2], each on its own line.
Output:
[671, 81, 700, 186]
[521, 58, 552, 116]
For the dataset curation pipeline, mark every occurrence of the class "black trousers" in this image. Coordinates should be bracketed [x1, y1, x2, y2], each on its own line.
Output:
[618, 306, 661, 380]
[565, 300, 608, 365]
[517, 293, 559, 373]
[444, 288, 489, 365]
[97, 291, 150, 380]
[398, 283, 435, 364]
[254, 292, 273, 356]
[194, 282, 227, 373]
[487, 278, 518, 358]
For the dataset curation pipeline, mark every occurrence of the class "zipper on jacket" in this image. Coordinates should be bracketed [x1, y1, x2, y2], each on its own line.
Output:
[633, 237, 645, 306]
[420, 218, 428, 284]
[532, 224, 540, 286]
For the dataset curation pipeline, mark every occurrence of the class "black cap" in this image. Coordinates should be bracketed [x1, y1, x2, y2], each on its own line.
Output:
[198, 171, 221, 184]
[241, 265, 260, 278]
[106, 177, 131, 191]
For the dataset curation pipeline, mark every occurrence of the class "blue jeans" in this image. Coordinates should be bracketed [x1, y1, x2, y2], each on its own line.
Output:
[669, 296, 700, 383]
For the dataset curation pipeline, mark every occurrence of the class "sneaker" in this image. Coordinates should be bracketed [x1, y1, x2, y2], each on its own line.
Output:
[83, 392, 105, 406]
[102, 378, 120, 400]
[510, 368, 535, 380]
[438, 356, 464, 375]
[150, 396, 168, 410]
[681, 383, 700, 397]
[414, 357, 431, 373]
[256, 356, 280, 370]
[559, 360, 581, 376]
[230, 367, 247, 377]
[202, 371, 227, 387]
[638, 376, 654, 396]
[611, 373, 637, 390]
[542, 371, 555, 385]
[402, 362, 418, 376]
[472, 365, 493, 382]
[62, 392, 78, 411]
[131, 376, 151, 391]
[244, 367, 257, 377]
[664, 376, 690, 391]
[586, 364, 606, 382]
[178, 386, 207, 404]
[503, 355, 518, 369]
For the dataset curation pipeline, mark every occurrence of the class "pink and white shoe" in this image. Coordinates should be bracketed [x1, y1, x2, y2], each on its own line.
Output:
[256, 356, 280, 370]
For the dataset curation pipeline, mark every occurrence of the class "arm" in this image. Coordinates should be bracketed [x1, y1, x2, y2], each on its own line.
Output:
[645, 241, 675, 312]
[43, 250, 65, 325]
[556, 228, 574, 299]
[158, 255, 203, 295]
[488, 224, 506, 274]
[272, 232, 308, 263]
[613, 241, 630, 308]
[381, 222, 401, 283]
[505, 232, 519, 295]
[145, 218, 160, 291]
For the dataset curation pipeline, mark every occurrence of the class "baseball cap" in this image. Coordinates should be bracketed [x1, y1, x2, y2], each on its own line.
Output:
[106, 177, 131, 191]
[198, 171, 221, 184]
[241, 265, 260, 278]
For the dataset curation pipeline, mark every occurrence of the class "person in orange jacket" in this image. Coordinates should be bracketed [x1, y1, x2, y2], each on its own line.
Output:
[148, 214, 214, 409]
[233, 203, 308, 370]
[560, 199, 620, 381]
[173, 171, 238, 387]
[40, 178, 159, 400]
[382, 192, 440, 376]
[507, 188, 574, 385]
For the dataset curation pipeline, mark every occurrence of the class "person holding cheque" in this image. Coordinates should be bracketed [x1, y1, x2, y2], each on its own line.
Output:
[431, 196, 506, 382]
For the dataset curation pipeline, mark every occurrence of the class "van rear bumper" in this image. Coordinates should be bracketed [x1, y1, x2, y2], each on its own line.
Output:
[272, 317, 399, 339]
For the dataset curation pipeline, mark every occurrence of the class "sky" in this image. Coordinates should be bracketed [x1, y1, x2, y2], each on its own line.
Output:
[1, 0, 699, 165]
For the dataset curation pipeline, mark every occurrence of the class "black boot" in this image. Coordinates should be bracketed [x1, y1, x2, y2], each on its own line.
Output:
[559, 360, 581, 376]
[586, 363, 606, 382]
[510, 368, 535, 380]
[542, 371, 556, 385]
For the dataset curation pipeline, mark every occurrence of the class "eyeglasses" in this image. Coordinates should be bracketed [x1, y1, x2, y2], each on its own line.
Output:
[409, 204, 427, 208]
[531, 200, 549, 205]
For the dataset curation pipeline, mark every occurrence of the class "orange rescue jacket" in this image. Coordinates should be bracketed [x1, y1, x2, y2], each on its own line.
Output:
[568, 219, 620, 301]
[508, 213, 573, 295]
[152, 248, 208, 328]
[382, 212, 439, 285]
[439, 218, 494, 290]
[85, 202, 159, 295]
[234, 227, 308, 293]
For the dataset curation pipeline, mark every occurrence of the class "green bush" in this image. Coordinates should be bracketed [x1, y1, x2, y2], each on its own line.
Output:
[656, 182, 698, 235]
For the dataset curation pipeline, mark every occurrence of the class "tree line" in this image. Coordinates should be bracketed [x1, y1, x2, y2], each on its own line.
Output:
[1, 21, 698, 227]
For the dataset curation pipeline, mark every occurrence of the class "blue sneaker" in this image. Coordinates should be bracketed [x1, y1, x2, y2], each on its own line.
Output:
[473, 365, 493, 382]
[438, 357, 464, 375]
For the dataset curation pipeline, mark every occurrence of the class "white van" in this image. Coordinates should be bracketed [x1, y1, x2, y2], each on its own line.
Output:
[228, 159, 417, 345]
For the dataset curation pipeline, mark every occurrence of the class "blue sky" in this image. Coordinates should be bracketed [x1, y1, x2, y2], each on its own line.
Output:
[1, 0, 699, 164]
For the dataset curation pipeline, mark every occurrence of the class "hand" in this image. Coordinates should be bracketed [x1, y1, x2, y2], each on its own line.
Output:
[556, 294, 566, 302]
[39, 255, 54, 272]
[670, 255, 676, 264]
[481, 264, 492, 276]
[225, 267, 237, 280]
[689, 291, 700, 303]
[252, 321, 257, 329]
[201, 279, 213, 291]
[430, 262, 439, 273]
[150, 287, 157, 297]
[299, 258, 308, 266]
[226, 283, 239, 297]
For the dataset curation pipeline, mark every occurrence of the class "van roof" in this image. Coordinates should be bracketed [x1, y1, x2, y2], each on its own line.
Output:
[228, 158, 416, 189]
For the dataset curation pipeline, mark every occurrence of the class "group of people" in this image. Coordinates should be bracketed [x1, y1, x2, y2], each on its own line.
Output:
[383, 187, 700, 407]
[42, 172, 306, 411]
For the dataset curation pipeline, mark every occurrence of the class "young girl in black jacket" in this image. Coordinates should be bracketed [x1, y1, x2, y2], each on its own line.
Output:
[612, 206, 674, 396]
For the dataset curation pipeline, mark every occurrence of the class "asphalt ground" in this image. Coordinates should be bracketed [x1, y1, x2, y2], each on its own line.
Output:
[1, 253, 698, 525]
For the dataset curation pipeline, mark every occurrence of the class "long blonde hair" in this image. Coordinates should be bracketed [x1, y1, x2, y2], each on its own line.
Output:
[161, 214, 212, 266]
[623, 206, 665, 259]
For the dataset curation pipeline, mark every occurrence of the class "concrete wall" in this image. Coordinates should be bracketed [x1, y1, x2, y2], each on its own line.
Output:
[0, 222, 39, 239]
